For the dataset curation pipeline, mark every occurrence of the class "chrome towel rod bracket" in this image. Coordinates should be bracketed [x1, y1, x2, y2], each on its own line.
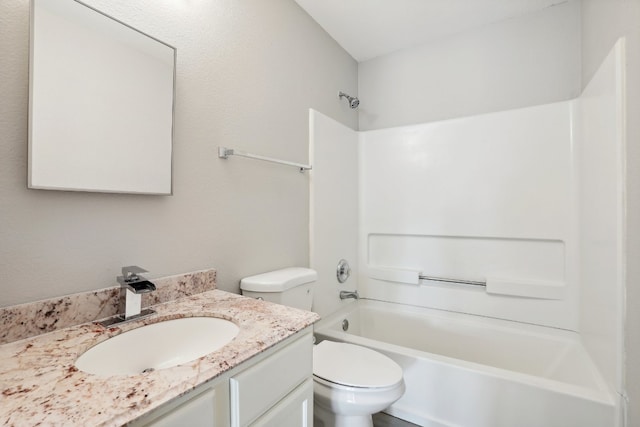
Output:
[218, 146, 312, 173]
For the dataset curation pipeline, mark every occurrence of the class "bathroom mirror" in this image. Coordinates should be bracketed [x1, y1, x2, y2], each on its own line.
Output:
[28, 0, 175, 195]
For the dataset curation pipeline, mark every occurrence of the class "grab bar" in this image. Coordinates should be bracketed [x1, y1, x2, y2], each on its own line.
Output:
[218, 146, 312, 172]
[368, 267, 564, 299]
[368, 267, 485, 287]
[418, 275, 486, 287]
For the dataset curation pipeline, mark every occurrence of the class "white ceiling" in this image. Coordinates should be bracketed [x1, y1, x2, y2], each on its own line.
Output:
[294, 0, 568, 62]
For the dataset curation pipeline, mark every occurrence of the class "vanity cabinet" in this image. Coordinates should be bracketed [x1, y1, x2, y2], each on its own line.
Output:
[129, 329, 313, 427]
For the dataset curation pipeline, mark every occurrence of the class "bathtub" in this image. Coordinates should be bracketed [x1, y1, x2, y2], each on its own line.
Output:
[313, 299, 617, 427]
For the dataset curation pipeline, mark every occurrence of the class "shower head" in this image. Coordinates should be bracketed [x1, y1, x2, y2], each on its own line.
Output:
[338, 91, 360, 109]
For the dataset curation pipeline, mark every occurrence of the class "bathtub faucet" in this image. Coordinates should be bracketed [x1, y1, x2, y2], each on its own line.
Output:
[339, 290, 359, 300]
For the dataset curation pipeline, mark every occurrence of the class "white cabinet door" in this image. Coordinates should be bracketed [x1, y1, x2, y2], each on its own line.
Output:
[250, 379, 313, 427]
[230, 334, 312, 427]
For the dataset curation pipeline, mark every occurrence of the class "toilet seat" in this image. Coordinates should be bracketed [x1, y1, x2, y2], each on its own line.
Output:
[313, 341, 403, 388]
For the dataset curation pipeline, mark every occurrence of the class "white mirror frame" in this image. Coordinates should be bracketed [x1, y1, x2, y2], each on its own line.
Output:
[28, 0, 176, 195]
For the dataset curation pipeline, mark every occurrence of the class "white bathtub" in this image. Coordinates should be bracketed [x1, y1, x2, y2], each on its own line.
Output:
[313, 299, 617, 427]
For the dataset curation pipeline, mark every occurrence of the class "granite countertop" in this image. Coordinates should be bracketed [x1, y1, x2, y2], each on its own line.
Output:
[1, 289, 320, 426]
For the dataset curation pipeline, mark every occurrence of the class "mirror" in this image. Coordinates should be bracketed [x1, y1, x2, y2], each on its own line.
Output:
[28, 0, 175, 195]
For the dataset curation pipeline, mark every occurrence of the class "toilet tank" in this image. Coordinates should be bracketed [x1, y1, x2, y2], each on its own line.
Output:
[240, 267, 316, 310]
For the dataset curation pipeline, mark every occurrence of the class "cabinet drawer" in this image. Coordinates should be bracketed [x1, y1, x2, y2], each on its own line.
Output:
[131, 386, 216, 427]
[230, 334, 312, 427]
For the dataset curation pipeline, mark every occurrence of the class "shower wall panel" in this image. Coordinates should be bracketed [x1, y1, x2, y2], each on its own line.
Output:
[359, 102, 579, 329]
[309, 109, 359, 317]
[577, 39, 625, 396]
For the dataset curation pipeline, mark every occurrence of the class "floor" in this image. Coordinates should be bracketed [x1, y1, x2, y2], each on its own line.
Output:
[373, 412, 420, 427]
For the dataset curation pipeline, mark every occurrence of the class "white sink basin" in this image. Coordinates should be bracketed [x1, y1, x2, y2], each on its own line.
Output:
[75, 317, 240, 376]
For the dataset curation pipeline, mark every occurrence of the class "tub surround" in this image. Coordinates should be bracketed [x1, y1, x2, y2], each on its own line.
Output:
[0, 269, 217, 344]
[0, 279, 319, 426]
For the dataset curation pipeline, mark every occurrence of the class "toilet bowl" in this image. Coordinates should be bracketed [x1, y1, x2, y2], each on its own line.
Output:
[240, 268, 406, 427]
[313, 340, 405, 427]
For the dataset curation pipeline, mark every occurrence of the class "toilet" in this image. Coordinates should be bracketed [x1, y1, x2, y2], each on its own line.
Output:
[240, 267, 405, 427]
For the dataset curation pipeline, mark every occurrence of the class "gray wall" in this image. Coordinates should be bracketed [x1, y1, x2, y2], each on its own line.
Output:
[581, 0, 640, 424]
[0, 0, 357, 307]
[358, 0, 581, 131]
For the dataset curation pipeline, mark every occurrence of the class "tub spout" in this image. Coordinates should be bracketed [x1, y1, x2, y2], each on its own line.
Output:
[340, 290, 359, 300]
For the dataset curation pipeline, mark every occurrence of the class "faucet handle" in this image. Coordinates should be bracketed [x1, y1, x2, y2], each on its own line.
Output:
[121, 266, 148, 282]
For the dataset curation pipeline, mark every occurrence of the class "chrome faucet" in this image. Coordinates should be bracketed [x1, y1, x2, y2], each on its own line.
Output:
[117, 266, 156, 320]
[99, 266, 157, 327]
[339, 290, 359, 300]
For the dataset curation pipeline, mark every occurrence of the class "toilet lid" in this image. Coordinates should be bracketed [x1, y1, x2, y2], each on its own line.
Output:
[313, 341, 403, 388]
